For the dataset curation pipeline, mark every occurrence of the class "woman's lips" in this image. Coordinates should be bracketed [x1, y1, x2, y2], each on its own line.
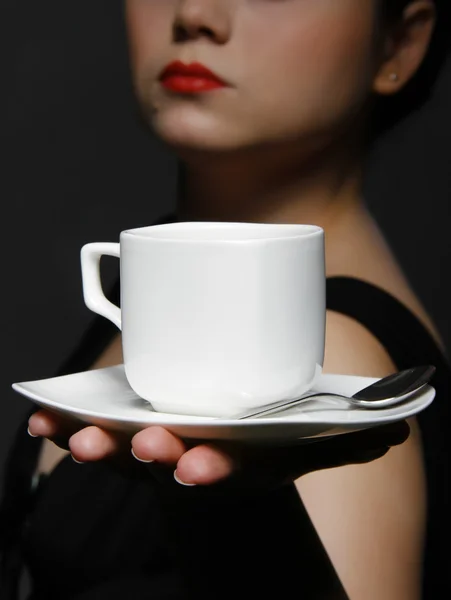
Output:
[159, 60, 228, 93]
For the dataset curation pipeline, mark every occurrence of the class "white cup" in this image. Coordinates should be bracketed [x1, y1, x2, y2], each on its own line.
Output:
[80, 222, 325, 417]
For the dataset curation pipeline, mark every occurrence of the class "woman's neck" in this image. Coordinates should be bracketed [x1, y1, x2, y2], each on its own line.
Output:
[175, 132, 365, 228]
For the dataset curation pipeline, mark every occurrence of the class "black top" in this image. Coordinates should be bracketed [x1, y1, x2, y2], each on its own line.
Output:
[0, 276, 449, 600]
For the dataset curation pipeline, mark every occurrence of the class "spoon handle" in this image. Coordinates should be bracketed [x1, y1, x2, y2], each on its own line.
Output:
[231, 392, 345, 420]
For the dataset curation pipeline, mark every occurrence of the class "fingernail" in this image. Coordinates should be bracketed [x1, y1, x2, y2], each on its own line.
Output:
[131, 448, 154, 464]
[27, 427, 39, 438]
[71, 455, 84, 465]
[174, 470, 196, 487]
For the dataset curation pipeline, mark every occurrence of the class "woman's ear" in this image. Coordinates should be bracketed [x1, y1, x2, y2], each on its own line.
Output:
[373, 1, 436, 96]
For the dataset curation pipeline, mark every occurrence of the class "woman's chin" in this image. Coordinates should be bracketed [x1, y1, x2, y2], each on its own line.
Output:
[156, 130, 239, 155]
[151, 115, 245, 155]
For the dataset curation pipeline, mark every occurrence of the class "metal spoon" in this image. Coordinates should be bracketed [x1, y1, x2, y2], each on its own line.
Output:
[229, 365, 436, 420]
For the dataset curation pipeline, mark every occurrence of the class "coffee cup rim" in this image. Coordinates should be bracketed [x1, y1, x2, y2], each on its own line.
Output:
[121, 222, 324, 243]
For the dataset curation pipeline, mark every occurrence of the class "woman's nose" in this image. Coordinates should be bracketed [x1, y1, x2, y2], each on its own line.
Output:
[173, 0, 232, 44]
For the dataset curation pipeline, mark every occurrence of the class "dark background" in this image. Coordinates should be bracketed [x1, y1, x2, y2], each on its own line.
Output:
[1, 0, 450, 498]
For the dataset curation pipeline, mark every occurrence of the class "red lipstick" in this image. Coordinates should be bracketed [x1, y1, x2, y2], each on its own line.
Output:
[159, 60, 228, 93]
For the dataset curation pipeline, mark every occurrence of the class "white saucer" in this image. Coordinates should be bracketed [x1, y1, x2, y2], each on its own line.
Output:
[12, 365, 435, 444]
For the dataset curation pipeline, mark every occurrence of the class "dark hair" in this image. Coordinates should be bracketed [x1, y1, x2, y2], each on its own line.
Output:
[374, 0, 450, 134]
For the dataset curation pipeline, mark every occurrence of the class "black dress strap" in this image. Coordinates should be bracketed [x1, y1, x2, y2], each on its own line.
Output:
[327, 276, 449, 368]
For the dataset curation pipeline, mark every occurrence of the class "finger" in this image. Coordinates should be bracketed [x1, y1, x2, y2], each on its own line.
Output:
[69, 426, 126, 462]
[366, 421, 411, 445]
[332, 421, 411, 451]
[28, 410, 79, 437]
[264, 423, 409, 480]
[28, 410, 83, 450]
[224, 423, 408, 485]
[175, 444, 236, 486]
[131, 426, 188, 465]
[297, 442, 391, 473]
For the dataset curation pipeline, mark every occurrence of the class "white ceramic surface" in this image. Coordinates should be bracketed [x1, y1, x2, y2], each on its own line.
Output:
[80, 222, 326, 417]
[12, 365, 435, 444]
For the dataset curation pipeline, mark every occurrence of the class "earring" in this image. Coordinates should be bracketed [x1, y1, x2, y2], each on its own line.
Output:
[389, 73, 399, 82]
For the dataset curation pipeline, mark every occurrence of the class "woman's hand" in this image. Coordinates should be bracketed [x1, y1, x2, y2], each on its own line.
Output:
[28, 408, 410, 489]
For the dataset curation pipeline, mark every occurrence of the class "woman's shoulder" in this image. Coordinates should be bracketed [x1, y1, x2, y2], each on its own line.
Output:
[324, 309, 397, 377]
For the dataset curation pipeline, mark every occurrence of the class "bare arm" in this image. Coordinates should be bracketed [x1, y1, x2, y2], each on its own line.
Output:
[296, 311, 427, 600]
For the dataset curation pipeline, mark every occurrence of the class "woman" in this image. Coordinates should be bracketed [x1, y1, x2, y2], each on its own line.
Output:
[1, 1, 450, 598]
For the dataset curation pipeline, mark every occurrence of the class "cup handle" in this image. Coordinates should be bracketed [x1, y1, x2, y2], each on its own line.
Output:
[80, 242, 121, 330]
